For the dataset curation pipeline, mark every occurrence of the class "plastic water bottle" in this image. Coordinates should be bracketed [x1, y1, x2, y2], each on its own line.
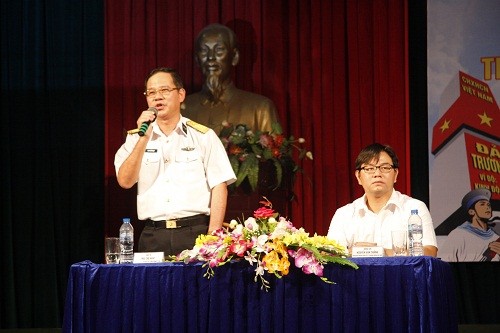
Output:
[119, 217, 134, 263]
[408, 209, 423, 256]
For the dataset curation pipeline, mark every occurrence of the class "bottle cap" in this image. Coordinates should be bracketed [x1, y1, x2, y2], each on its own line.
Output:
[122, 217, 131, 223]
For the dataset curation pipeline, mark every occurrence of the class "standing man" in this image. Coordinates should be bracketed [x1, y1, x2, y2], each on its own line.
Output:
[183, 23, 279, 133]
[115, 67, 236, 257]
[327, 143, 438, 257]
[441, 189, 500, 261]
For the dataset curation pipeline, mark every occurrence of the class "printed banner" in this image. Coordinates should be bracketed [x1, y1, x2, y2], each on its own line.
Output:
[428, 0, 500, 262]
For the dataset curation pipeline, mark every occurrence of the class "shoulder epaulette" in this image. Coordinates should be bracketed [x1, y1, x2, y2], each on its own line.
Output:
[186, 120, 209, 134]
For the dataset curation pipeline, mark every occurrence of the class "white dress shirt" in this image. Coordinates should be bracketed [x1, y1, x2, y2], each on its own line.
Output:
[115, 117, 236, 220]
[327, 190, 437, 250]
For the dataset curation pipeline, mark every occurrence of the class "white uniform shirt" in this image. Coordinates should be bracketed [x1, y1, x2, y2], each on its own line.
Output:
[327, 190, 437, 250]
[114, 117, 236, 220]
[440, 222, 500, 262]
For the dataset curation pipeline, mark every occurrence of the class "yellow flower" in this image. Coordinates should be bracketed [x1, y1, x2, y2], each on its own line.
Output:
[279, 256, 290, 275]
[263, 250, 280, 274]
[273, 239, 288, 257]
[223, 235, 234, 244]
[281, 229, 309, 246]
[262, 239, 291, 276]
[195, 234, 219, 246]
[306, 234, 346, 252]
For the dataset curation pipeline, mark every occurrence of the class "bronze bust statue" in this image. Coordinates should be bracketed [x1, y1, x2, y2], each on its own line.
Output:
[183, 23, 279, 133]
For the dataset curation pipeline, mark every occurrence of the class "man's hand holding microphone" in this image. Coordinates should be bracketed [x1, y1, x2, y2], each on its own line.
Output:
[127, 107, 158, 136]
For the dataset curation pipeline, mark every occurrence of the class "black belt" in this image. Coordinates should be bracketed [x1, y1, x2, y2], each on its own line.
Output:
[144, 214, 209, 229]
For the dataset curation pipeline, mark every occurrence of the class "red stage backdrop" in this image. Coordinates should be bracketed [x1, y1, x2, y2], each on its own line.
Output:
[104, 0, 410, 238]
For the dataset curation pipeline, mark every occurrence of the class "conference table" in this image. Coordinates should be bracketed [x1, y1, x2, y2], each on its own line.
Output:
[63, 256, 458, 332]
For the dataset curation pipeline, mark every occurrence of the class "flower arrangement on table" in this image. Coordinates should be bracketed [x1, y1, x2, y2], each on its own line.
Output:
[177, 198, 358, 291]
[218, 121, 313, 192]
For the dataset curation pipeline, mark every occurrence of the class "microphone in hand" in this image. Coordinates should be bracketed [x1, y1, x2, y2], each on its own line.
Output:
[138, 107, 158, 136]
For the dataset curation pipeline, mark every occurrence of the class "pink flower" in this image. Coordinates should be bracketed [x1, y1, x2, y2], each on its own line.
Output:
[289, 248, 324, 276]
[258, 134, 274, 148]
[254, 207, 275, 219]
[208, 257, 221, 268]
[229, 240, 251, 257]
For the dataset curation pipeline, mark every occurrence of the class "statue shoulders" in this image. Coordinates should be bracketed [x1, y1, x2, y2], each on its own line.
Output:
[231, 87, 274, 105]
[184, 92, 205, 105]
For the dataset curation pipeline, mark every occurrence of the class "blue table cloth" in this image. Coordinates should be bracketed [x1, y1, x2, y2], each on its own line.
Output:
[63, 256, 458, 332]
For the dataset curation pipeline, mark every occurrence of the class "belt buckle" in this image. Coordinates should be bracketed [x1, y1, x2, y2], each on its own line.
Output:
[166, 219, 178, 229]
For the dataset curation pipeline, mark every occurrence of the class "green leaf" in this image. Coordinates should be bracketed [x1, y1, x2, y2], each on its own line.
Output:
[235, 169, 248, 187]
[271, 122, 283, 134]
[262, 148, 274, 160]
[273, 159, 283, 189]
[251, 144, 264, 157]
[236, 154, 258, 188]
[324, 257, 359, 269]
[219, 124, 234, 138]
[229, 155, 240, 176]
[246, 156, 259, 191]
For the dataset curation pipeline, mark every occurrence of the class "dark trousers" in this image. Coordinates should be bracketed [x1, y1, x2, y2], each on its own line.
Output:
[138, 223, 208, 257]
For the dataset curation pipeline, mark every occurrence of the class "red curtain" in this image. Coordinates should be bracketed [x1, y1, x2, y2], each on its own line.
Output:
[104, 0, 409, 236]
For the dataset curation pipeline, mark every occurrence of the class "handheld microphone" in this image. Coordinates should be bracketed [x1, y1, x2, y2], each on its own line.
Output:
[138, 107, 158, 136]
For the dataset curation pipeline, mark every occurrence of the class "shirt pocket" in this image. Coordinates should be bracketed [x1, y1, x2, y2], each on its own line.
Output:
[143, 149, 161, 165]
[175, 150, 200, 163]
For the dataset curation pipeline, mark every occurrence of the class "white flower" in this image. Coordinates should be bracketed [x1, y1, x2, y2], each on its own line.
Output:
[231, 224, 244, 237]
[255, 264, 265, 276]
[298, 138, 305, 143]
[229, 219, 239, 229]
[306, 151, 314, 160]
[244, 217, 259, 231]
[252, 234, 269, 252]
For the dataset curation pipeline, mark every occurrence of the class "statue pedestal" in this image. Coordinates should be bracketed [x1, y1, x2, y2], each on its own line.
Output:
[225, 161, 293, 221]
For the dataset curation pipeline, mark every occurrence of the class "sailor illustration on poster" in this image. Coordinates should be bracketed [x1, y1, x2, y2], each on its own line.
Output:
[440, 189, 500, 262]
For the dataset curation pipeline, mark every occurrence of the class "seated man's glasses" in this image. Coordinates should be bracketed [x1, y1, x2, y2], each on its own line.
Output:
[144, 87, 180, 98]
[359, 164, 395, 174]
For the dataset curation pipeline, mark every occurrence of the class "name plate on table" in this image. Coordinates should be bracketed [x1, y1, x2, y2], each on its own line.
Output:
[133, 252, 164, 263]
[351, 246, 385, 257]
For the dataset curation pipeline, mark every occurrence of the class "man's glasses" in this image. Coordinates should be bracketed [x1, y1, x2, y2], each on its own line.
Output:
[144, 87, 180, 98]
[358, 164, 395, 174]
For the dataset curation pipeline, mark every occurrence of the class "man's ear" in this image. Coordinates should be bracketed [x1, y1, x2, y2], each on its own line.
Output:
[468, 208, 476, 217]
[232, 48, 240, 66]
[194, 54, 201, 67]
[355, 170, 362, 185]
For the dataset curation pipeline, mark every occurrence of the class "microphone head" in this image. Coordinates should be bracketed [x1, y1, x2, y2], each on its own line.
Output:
[148, 107, 158, 116]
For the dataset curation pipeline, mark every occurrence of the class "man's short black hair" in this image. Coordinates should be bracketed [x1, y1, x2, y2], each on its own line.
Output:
[355, 143, 399, 170]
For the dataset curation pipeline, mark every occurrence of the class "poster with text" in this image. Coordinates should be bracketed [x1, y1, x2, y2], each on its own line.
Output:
[428, 0, 499, 261]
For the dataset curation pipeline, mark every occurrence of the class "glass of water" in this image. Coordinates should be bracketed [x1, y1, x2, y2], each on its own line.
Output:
[105, 237, 120, 264]
[391, 230, 408, 256]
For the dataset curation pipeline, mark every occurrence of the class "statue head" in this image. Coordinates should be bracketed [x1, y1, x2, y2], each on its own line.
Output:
[194, 24, 240, 103]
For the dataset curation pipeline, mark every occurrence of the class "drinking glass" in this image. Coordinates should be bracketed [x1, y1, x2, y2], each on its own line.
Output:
[105, 237, 120, 264]
[391, 230, 408, 256]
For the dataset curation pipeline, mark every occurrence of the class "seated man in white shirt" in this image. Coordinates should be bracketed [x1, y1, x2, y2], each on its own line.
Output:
[327, 143, 438, 257]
